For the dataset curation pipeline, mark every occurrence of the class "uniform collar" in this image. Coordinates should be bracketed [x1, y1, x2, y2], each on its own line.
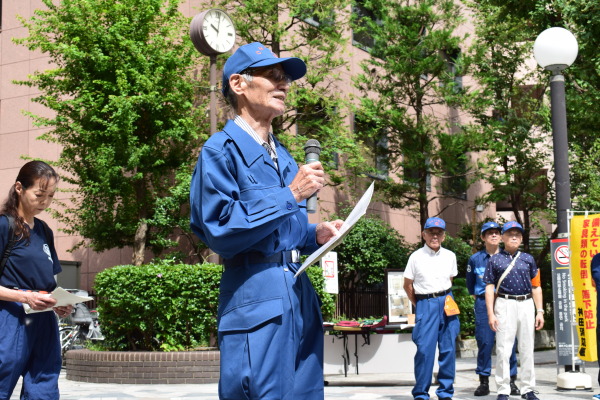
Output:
[424, 244, 442, 255]
[500, 248, 519, 258]
[222, 120, 293, 171]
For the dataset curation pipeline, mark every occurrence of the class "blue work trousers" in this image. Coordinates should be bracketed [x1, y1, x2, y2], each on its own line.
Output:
[217, 262, 324, 400]
[474, 296, 518, 377]
[0, 301, 61, 400]
[412, 295, 460, 400]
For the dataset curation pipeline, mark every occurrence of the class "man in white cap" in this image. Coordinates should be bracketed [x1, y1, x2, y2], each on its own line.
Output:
[483, 221, 544, 400]
[404, 217, 460, 400]
[190, 42, 342, 399]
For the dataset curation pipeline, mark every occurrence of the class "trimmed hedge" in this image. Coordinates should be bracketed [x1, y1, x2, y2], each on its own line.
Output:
[94, 261, 335, 351]
[95, 261, 221, 351]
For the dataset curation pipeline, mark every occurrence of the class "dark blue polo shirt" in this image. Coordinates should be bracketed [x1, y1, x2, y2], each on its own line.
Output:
[483, 249, 537, 295]
[0, 215, 61, 292]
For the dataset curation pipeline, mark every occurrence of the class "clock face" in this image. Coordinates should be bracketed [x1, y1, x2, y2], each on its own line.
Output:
[201, 10, 236, 54]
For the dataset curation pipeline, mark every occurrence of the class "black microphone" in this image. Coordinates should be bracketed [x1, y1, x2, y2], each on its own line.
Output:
[303, 139, 321, 214]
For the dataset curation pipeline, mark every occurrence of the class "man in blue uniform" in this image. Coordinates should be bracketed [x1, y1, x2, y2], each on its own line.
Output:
[466, 221, 519, 396]
[591, 253, 600, 400]
[404, 217, 460, 400]
[190, 42, 342, 400]
[483, 221, 544, 400]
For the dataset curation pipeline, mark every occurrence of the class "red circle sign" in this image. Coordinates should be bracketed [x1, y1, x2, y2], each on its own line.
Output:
[554, 245, 570, 265]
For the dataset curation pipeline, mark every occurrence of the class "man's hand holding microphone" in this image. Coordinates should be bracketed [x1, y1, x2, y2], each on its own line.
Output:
[288, 139, 343, 245]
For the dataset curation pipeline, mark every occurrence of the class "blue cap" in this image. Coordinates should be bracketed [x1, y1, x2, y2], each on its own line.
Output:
[222, 42, 307, 96]
[502, 221, 524, 234]
[480, 221, 501, 234]
[424, 217, 446, 230]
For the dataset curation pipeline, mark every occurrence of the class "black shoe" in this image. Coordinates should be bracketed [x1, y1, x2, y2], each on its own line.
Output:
[510, 379, 520, 396]
[497, 395, 509, 400]
[521, 391, 540, 400]
[474, 375, 490, 396]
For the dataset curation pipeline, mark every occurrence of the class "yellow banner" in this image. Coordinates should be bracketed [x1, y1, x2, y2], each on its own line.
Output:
[570, 214, 600, 362]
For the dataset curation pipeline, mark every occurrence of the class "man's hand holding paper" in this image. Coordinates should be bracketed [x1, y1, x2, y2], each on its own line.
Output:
[294, 182, 375, 277]
[316, 220, 344, 245]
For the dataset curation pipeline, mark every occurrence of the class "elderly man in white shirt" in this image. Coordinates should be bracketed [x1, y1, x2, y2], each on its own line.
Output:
[404, 217, 460, 400]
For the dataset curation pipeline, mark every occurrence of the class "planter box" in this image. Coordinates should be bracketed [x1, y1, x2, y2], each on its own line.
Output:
[65, 349, 220, 384]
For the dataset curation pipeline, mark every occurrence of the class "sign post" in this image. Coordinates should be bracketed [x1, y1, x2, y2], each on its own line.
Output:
[321, 251, 339, 294]
[550, 238, 580, 367]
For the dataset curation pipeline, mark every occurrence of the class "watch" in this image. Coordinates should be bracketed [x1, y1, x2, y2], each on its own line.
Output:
[536, 309, 544, 314]
[190, 9, 236, 55]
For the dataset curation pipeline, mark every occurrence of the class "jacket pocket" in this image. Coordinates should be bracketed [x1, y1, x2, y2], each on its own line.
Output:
[219, 297, 283, 332]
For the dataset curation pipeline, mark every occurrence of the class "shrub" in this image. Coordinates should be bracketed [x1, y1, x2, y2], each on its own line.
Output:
[452, 277, 475, 338]
[306, 265, 336, 321]
[335, 214, 413, 291]
[95, 261, 336, 351]
[95, 261, 221, 351]
[442, 233, 473, 278]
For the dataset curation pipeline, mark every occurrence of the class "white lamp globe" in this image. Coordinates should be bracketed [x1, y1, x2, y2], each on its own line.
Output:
[533, 27, 578, 72]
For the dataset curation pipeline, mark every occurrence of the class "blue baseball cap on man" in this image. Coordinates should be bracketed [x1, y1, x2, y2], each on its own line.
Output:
[222, 42, 307, 96]
[424, 217, 446, 230]
[480, 221, 501, 235]
[502, 221, 524, 234]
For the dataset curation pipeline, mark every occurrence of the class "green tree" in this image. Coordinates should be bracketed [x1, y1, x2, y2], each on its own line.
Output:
[220, 0, 363, 185]
[352, 0, 472, 228]
[335, 213, 412, 292]
[483, 0, 600, 210]
[464, 0, 553, 255]
[15, 0, 207, 265]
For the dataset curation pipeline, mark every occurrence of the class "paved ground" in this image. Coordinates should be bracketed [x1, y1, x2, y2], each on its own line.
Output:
[10, 350, 600, 399]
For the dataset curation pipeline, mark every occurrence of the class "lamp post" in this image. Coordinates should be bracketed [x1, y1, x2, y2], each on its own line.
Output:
[534, 27, 591, 390]
[533, 27, 578, 236]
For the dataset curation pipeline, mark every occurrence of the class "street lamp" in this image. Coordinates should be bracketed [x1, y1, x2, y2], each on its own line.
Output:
[533, 27, 578, 236]
[534, 27, 590, 391]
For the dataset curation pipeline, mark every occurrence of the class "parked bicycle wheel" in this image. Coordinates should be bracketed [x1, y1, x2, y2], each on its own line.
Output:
[59, 326, 84, 357]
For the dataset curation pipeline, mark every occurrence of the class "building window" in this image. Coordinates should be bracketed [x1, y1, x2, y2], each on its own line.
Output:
[403, 156, 431, 191]
[294, 3, 335, 28]
[352, 0, 375, 51]
[441, 160, 467, 199]
[444, 47, 463, 93]
[495, 168, 548, 211]
[353, 113, 387, 179]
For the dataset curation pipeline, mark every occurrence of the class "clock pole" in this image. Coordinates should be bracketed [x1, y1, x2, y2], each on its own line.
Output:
[189, 9, 236, 136]
[209, 55, 217, 134]
[190, 9, 236, 265]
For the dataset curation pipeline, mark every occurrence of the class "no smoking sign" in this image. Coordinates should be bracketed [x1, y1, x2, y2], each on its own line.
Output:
[554, 245, 570, 265]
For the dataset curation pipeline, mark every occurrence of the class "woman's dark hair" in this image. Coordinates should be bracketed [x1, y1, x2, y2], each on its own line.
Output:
[0, 160, 59, 240]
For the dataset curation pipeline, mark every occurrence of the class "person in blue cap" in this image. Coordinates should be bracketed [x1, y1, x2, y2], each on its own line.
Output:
[189, 42, 343, 400]
[403, 217, 460, 400]
[483, 221, 544, 400]
[0, 161, 74, 399]
[467, 221, 520, 396]
[591, 253, 600, 400]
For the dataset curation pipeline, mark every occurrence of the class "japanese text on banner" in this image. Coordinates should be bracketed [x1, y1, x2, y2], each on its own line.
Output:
[570, 214, 599, 362]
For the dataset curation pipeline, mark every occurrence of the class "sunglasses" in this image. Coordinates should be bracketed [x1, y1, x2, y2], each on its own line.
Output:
[241, 66, 293, 85]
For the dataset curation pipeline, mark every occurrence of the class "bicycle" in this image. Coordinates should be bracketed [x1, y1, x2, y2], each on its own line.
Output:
[58, 290, 104, 357]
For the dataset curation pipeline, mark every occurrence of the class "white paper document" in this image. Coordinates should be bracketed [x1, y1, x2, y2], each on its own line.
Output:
[23, 286, 93, 314]
[294, 182, 374, 277]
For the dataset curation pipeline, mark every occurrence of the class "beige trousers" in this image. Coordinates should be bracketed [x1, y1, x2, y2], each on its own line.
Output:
[494, 297, 536, 395]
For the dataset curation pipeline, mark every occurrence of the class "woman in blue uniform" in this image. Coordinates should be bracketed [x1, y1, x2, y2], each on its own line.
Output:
[0, 161, 73, 400]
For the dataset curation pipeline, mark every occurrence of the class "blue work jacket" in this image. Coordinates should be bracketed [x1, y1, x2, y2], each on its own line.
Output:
[189, 120, 319, 260]
[466, 249, 492, 296]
